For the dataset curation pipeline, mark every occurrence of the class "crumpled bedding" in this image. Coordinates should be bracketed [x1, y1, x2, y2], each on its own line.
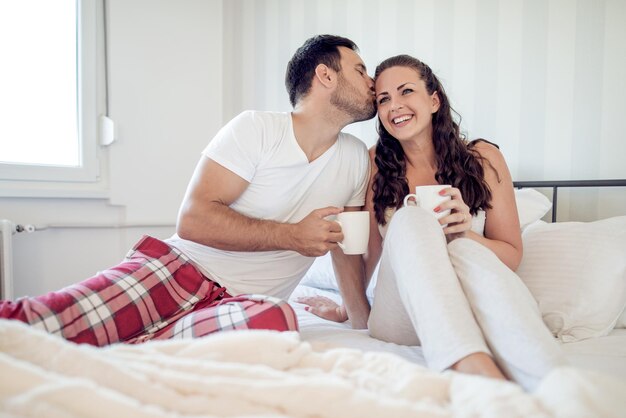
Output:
[1, 319, 624, 418]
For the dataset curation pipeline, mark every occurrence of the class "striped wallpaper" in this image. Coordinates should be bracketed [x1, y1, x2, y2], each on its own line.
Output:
[221, 0, 625, 221]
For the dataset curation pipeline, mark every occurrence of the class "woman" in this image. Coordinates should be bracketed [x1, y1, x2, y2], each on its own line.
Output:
[300, 55, 564, 390]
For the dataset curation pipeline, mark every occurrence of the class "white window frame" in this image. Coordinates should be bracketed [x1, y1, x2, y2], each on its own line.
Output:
[0, 0, 108, 198]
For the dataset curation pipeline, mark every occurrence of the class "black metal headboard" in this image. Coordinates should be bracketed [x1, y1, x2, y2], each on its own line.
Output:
[513, 179, 626, 222]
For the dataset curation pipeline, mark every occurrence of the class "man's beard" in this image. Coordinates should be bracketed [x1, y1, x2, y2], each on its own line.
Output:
[331, 76, 376, 123]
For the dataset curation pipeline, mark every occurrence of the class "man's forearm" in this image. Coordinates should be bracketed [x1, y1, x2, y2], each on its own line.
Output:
[178, 201, 295, 251]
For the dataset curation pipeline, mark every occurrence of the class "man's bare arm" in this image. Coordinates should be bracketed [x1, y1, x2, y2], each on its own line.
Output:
[177, 157, 343, 256]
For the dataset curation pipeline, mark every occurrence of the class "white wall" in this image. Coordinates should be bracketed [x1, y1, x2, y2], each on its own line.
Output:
[1, 0, 625, 297]
[2, 0, 223, 297]
[106, 0, 222, 223]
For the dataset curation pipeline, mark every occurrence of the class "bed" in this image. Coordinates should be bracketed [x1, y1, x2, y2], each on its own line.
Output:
[1, 180, 625, 417]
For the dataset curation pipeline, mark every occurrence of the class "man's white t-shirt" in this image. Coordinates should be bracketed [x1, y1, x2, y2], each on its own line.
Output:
[167, 110, 370, 299]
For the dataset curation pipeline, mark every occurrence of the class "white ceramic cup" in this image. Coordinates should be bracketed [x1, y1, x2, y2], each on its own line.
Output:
[403, 185, 452, 220]
[336, 211, 370, 255]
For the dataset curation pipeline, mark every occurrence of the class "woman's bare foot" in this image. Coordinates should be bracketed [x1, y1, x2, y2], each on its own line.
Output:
[450, 352, 507, 380]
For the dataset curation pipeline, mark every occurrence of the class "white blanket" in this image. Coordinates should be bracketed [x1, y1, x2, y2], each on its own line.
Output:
[0, 320, 624, 418]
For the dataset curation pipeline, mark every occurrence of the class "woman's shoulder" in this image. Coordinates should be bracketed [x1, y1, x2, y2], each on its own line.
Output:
[469, 139, 506, 167]
[469, 138, 498, 153]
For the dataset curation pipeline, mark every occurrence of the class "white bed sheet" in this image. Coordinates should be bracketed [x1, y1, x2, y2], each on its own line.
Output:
[560, 328, 626, 380]
[291, 285, 424, 365]
[290, 285, 626, 382]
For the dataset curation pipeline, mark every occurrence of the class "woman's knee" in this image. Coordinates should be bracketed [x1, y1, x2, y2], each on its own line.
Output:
[390, 205, 436, 226]
[386, 206, 444, 242]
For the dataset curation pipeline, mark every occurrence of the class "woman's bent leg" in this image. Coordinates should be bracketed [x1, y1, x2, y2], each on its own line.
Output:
[369, 207, 490, 371]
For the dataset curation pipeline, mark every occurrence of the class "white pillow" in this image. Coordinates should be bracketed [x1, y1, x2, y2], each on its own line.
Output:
[300, 254, 338, 292]
[514, 188, 552, 230]
[300, 253, 377, 301]
[516, 217, 626, 342]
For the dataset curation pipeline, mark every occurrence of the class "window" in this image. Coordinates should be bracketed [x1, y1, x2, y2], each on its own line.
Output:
[0, 0, 106, 196]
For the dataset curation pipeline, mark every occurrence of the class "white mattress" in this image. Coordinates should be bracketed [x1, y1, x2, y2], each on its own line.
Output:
[290, 284, 626, 382]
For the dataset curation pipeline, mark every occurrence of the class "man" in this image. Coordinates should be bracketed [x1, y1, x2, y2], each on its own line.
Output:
[0, 35, 375, 345]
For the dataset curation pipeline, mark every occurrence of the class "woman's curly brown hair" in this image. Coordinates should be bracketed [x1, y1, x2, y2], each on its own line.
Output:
[373, 55, 498, 225]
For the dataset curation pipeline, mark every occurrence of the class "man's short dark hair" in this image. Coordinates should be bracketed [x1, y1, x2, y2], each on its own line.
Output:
[285, 35, 358, 107]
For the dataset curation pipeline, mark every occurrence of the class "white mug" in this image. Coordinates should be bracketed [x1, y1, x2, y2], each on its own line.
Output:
[403, 185, 451, 220]
[336, 211, 370, 255]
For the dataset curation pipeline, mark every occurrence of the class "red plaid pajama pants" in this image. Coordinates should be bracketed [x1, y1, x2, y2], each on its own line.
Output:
[0, 236, 298, 346]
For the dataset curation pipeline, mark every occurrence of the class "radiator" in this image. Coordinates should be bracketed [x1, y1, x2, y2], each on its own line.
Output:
[0, 221, 175, 300]
[0, 220, 35, 300]
[0, 219, 16, 300]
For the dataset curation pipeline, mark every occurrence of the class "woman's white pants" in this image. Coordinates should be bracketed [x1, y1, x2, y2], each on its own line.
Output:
[368, 206, 565, 390]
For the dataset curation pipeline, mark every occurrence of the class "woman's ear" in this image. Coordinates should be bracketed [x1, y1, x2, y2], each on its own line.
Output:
[314, 64, 335, 88]
[431, 91, 441, 113]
